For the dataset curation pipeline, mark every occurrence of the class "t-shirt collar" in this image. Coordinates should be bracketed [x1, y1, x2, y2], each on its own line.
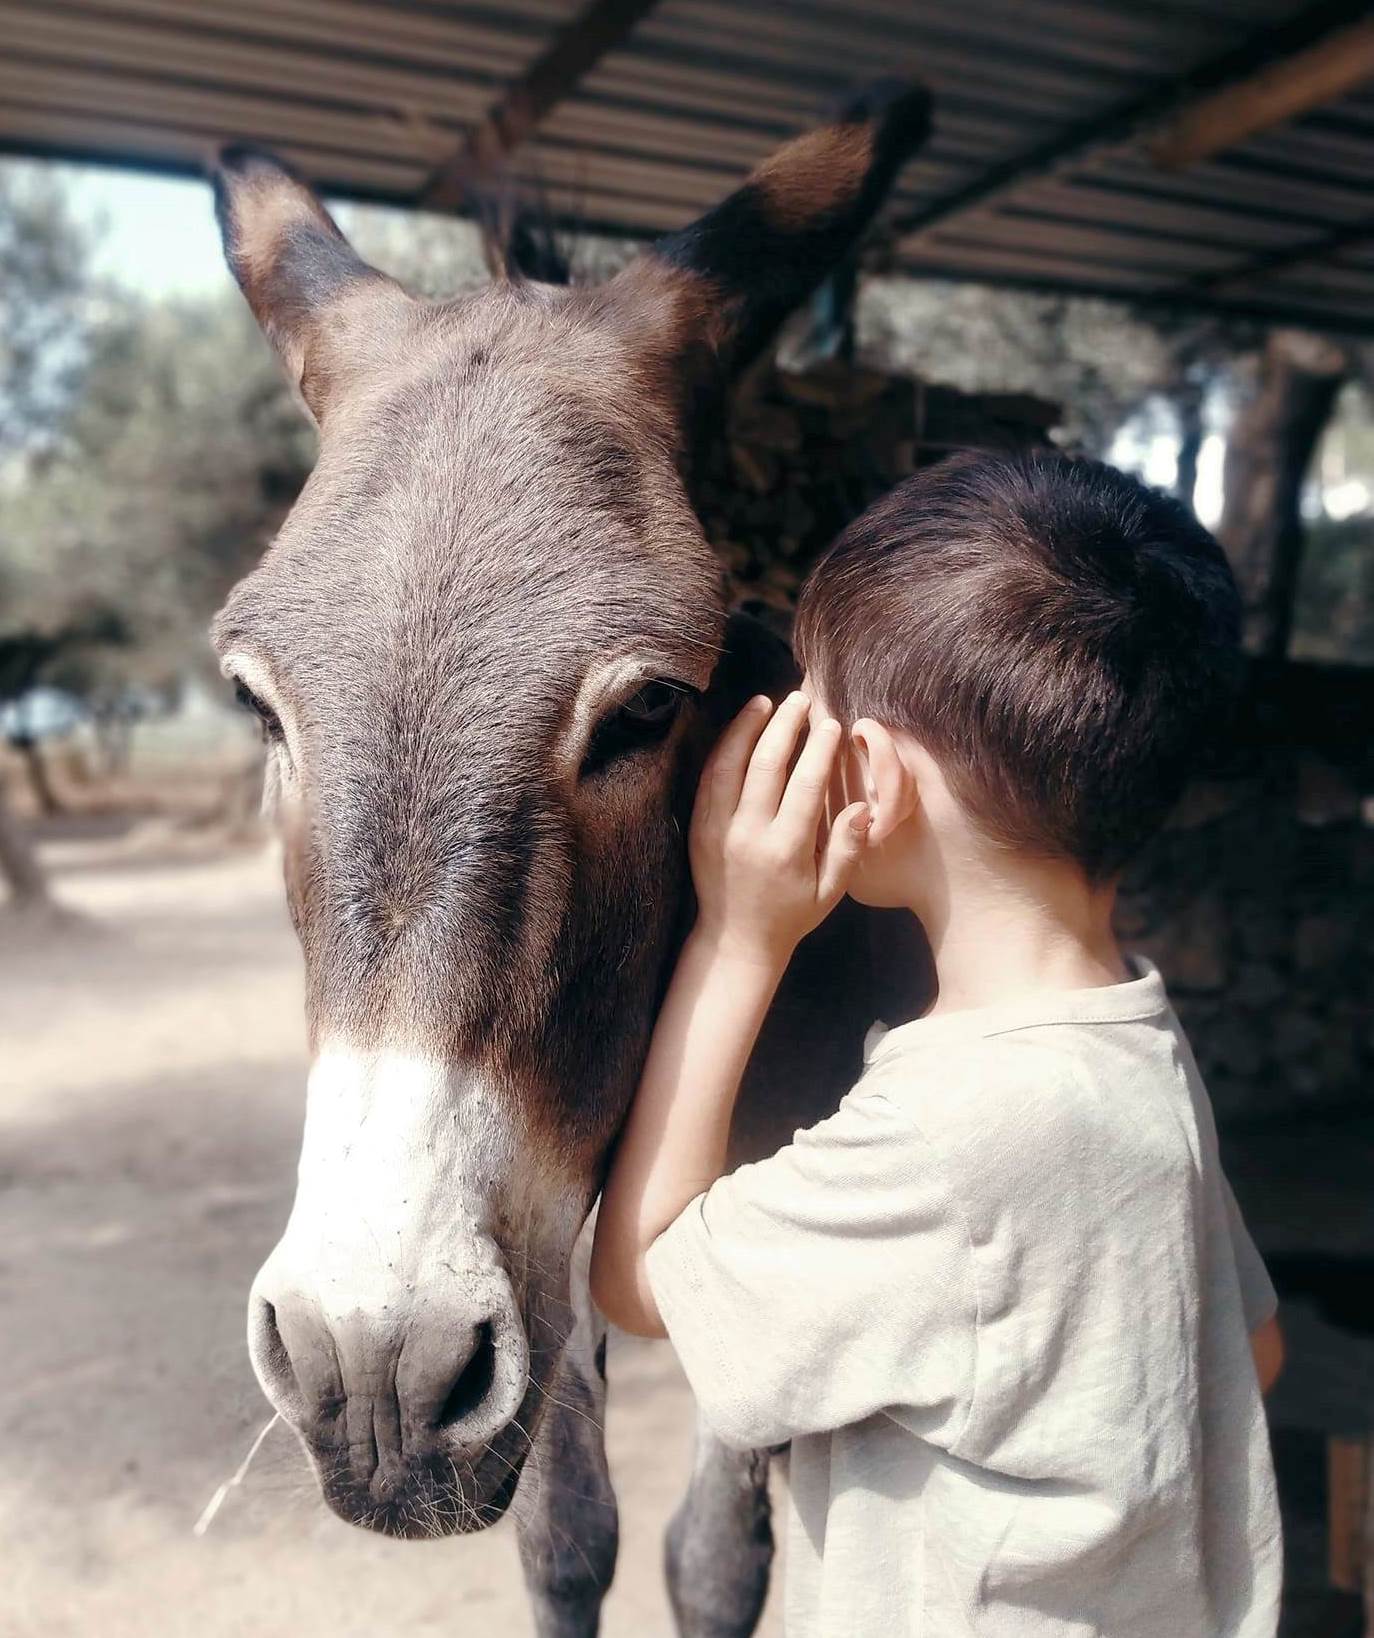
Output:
[863, 956, 1169, 1065]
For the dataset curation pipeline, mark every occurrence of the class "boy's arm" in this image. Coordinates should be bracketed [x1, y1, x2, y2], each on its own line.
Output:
[590, 692, 869, 1337]
[1251, 1314, 1284, 1396]
[1218, 1172, 1282, 1394]
[589, 930, 783, 1336]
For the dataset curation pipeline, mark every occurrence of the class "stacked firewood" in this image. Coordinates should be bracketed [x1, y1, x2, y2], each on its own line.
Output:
[696, 358, 1058, 611]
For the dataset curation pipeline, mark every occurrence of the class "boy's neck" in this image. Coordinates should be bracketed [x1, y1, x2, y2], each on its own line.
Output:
[911, 845, 1128, 1017]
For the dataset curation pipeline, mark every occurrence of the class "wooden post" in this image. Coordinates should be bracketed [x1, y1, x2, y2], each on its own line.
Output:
[1216, 330, 1347, 658]
[420, 0, 662, 212]
[1365, 1434, 1374, 1638]
[1326, 1436, 1374, 1632]
[1329, 1438, 1366, 1593]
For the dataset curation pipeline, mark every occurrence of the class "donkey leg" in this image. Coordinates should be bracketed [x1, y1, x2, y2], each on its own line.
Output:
[515, 1244, 618, 1637]
[665, 1413, 774, 1638]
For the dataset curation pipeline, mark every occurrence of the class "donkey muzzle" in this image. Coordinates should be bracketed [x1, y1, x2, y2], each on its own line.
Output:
[249, 1266, 529, 1501]
[245, 1046, 545, 1531]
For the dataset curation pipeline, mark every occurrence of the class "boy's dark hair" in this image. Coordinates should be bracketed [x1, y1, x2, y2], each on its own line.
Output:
[794, 451, 1242, 880]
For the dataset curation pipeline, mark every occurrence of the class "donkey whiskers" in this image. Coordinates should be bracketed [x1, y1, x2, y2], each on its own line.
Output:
[529, 1375, 606, 1436]
[192, 1412, 283, 1537]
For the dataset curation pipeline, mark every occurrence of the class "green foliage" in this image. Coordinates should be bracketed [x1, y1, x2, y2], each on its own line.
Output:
[855, 279, 1259, 457]
[334, 200, 491, 298]
[1290, 381, 1374, 666]
[3, 160, 1372, 727]
[0, 163, 96, 456]
[4, 293, 313, 700]
[855, 278, 1177, 452]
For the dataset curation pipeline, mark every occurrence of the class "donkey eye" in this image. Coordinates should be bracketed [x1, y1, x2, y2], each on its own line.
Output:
[234, 680, 282, 743]
[580, 680, 695, 780]
[620, 681, 684, 725]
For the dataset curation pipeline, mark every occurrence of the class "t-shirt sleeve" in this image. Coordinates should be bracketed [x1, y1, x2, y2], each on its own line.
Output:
[1221, 1171, 1278, 1331]
[643, 1084, 978, 1452]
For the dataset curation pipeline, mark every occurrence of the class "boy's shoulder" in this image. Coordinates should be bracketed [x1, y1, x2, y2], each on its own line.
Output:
[857, 1001, 1195, 1185]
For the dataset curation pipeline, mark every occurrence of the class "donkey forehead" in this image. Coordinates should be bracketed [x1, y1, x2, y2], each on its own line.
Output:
[214, 307, 725, 699]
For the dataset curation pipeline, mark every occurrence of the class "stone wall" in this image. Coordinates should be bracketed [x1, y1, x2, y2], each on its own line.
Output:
[705, 360, 1374, 1127]
[1118, 666, 1374, 1127]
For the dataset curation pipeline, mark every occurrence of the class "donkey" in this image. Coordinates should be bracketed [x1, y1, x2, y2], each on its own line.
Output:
[210, 83, 933, 1635]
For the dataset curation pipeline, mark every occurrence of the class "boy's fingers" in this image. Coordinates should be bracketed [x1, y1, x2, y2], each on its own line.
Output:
[738, 691, 811, 818]
[817, 802, 871, 903]
[701, 696, 774, 818]
[776, 717, 842, 841]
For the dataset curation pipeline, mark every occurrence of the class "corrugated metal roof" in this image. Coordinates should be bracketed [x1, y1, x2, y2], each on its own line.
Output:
[1, 0, 1372, 332]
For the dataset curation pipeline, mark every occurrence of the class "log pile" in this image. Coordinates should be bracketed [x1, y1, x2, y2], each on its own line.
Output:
[695, 359, 1058, 612]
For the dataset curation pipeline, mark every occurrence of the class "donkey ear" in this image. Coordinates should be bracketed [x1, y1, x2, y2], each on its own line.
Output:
[211, 146, 410, 422]
[630, 80, 931, 376]
[703, 608, 799, 730]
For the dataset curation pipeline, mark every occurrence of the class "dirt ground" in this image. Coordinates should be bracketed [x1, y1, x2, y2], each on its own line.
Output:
[1, 829, 784, 1638]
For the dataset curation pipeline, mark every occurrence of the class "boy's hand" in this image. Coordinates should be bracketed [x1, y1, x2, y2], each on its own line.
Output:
[690, 691, 871, 969]
[594, 690, 868, 1338]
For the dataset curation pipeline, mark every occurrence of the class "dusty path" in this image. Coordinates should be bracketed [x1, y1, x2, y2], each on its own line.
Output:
[0, 835, 782, 1638]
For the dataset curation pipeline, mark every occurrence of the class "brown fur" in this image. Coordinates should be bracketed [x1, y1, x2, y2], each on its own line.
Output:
[752, 123, 878, 227]
[209, 82, 933, 1546]
[213, 276, 725, 1164]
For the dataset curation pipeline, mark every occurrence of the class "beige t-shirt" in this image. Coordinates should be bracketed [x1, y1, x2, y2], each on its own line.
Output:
[646, 960, 1282, 1637]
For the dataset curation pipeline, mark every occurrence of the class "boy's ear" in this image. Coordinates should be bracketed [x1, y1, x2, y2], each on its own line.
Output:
[850, 718, 918, 844]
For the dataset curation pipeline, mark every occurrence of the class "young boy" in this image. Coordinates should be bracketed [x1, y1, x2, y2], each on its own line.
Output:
[590, 451, 1282, 1637]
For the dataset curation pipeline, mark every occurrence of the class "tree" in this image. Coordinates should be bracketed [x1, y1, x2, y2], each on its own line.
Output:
[1217, 330, 1349, 657]
[0, 162, 96, 458]
[5, 295, 314, 696]
[0, 161, 98, 907]
[856, 278, 1176, 453]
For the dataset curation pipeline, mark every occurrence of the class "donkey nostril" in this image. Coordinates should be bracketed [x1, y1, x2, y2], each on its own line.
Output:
[251, 1296, 305, 1418]
[438, 1322, 497, 1429]
[260, 1301, 294, 1387]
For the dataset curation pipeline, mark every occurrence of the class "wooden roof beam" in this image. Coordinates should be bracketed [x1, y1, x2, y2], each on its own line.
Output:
[895, 0, 1371, 250]
[1151, 16, 1374, 171]
[420, 0, 661, 211]
[1164, 208, 1374, 303]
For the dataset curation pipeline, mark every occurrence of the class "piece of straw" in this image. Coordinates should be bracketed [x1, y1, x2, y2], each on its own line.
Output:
[193, 1412, 281, 1537]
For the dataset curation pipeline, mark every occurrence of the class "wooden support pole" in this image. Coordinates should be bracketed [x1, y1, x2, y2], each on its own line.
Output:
[420, 0, 661, 212]
[1151, 18, 1374, 171]
[1365, 1435, 1374, 1638]
[1329, 1437, 1367, 1594]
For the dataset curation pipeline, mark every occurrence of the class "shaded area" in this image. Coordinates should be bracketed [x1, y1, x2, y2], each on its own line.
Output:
[1270, 1258, 1374, 1340]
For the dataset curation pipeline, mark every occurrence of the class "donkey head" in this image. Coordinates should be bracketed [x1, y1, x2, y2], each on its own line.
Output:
[210, 84, 929, 1537]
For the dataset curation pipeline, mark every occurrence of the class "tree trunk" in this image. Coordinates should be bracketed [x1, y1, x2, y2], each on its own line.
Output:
[14, 737, 61, 815]
[92, 712, 134, 777]
[1174, 380, 1203, 513]
[1217, 330, 1347, 658]
[0, 785, 50, 908]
